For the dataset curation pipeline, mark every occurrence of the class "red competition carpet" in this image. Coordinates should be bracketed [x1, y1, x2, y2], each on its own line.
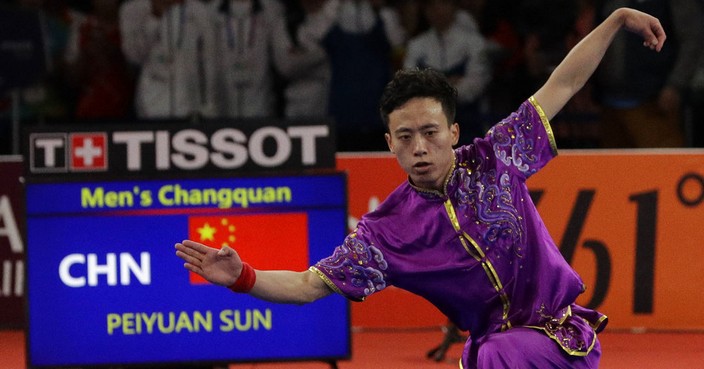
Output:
[2, 328, 703, 369]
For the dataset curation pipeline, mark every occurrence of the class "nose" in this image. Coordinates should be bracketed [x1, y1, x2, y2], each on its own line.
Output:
[412, 134, 427, 156]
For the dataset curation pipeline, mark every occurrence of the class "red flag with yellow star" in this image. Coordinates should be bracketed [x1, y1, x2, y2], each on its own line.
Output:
[188, 213, 309, 284]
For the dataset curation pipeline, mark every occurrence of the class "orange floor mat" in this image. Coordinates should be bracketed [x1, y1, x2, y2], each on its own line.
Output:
[2, 328, 703, 368]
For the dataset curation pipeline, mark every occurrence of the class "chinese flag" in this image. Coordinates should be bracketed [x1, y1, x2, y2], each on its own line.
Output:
[187, 213, 309, 284]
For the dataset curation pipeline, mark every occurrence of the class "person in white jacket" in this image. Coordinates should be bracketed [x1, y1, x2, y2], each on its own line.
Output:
[403, 0, 491, 142]
[210, 0, 283, 118]
[119, 0, 216, 119]
[271, 0, 335, 119]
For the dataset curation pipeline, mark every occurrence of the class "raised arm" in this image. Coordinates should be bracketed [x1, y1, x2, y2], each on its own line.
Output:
[175, 240, 333, 304]
[534, 7, 666, 120]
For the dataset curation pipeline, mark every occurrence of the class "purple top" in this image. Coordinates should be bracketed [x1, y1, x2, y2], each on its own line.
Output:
[311, 97, 607, 360]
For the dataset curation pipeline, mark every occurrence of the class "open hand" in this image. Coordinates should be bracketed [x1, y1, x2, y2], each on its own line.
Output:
[175, 240, 243, 286]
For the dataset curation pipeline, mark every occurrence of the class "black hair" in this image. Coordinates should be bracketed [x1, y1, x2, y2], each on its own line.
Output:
[379, 68, 457, 132]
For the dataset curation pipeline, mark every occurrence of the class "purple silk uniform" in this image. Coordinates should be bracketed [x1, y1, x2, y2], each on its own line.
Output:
[310, 97, 608, 368]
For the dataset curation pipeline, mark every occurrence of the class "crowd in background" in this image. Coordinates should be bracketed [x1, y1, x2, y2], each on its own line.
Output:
[1, 0, 704, 155]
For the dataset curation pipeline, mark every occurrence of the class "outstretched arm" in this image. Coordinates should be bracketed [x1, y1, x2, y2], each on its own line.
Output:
[534, 7, 666, 120]
[175, 240, 333, 304]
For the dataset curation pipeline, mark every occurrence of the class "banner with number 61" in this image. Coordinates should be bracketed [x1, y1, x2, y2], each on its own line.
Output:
[527, 150, 704, 330]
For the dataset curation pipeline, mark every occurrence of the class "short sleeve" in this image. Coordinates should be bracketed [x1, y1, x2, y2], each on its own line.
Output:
[310, 226, 389, 302]
[485, 96, 557, 179]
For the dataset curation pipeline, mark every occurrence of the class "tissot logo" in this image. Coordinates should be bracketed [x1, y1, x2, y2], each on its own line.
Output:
[26, 121, 336, 177]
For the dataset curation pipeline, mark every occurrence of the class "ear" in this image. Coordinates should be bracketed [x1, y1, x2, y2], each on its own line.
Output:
[451, 122, 460, 146]
[385, 133, 394, 153]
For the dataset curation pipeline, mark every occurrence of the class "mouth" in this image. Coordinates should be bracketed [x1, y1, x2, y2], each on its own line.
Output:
[413, 162, 432, 171]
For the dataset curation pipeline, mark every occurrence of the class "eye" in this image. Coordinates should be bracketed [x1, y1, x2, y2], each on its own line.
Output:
[398, 134, 411, 141]
[425, 130, 437, 137]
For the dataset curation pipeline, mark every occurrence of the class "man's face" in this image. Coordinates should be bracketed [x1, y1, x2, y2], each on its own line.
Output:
[385, 97, 459, 192]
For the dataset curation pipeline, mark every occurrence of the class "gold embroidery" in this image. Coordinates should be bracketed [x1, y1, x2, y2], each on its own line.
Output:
[524, 318, 598, 357]
[308, 266, 364, 302]
[524, 306, 600, 357]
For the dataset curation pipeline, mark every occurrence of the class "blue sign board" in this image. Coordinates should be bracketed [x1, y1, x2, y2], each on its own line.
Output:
[25, 173, 350, 367]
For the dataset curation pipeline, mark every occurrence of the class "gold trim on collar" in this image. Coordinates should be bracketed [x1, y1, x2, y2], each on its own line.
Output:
[409, 152, 457, 197]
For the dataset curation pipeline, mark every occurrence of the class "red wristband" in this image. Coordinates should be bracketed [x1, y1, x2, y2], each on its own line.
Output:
[229, 262, 256, 293]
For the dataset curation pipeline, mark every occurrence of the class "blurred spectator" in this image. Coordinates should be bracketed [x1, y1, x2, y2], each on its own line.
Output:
[0, 2, 47, 153]
[272, 0, 333, 119]
[460, 0, 529, 116]
[119, 0, 216, 119]
[65, 0, 135, 120]
[14, 0, 81, 122]
[594, 0, 704, 148]
[321, 0, 406, 152]
[387, 0, 427, 72]
[391, 0, 426, 40]
[210, 0, 282, 118]
[403, 0, 491, 144]
[519, 0, 579, 94]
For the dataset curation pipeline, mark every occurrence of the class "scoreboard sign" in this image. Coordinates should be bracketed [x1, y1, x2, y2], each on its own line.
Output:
[23, 121, 349, 367]
[25, 174, 349, 367]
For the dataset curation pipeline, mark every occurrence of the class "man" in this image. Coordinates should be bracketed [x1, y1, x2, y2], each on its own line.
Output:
[119, 0, 216, 118]
[209, 0, 282, 118]
[271, 0, 333, 119]
[403, 0, 492, 142]
[176, 7, 666, 368]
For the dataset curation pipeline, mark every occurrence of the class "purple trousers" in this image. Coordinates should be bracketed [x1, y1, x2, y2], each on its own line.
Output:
[461, 327, 602, 369]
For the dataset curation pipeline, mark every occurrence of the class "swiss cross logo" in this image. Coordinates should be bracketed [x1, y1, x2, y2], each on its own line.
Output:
[69, 133, 107, 171]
